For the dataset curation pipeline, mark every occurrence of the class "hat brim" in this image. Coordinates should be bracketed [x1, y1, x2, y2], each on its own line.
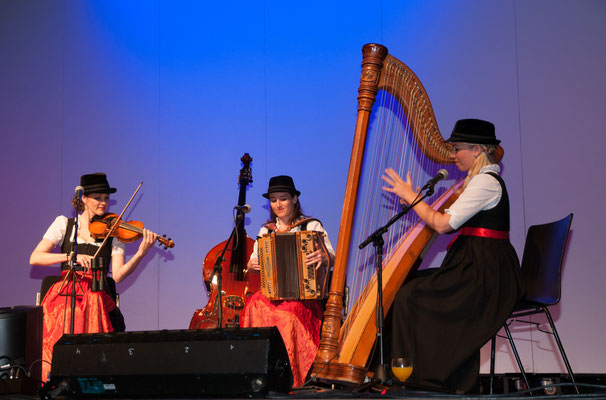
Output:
[444, 135, 500, 145]
[262, 188, 301, 199]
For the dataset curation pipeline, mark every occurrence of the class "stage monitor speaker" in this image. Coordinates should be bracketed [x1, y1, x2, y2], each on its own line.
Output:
[0, 305, 43, 395]
[42, 327, 292, 398]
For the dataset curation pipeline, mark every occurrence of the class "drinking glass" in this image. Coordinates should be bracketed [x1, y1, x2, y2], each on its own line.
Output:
[391, 357, 413, 382]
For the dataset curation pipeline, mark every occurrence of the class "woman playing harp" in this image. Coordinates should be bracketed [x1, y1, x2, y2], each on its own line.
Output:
[312, 44, 505, 386]
[383, 119, 523, 393]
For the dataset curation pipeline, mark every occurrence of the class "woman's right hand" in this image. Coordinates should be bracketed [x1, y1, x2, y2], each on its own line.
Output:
[248, 257, 261, 271]
[76, 254, 93, 270]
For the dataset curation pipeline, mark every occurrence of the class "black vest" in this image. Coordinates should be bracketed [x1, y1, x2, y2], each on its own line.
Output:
[60, 217, 113, 270]
[460, 172, 510, 231]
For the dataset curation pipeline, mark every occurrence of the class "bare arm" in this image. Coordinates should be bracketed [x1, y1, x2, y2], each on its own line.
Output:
[30, 238, 93, 267]
[111, 228, 157, 282]
[30, 238, 68, 266]
[382, 168, 453, 234]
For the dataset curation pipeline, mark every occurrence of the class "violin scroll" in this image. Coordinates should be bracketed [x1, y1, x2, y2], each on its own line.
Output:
[159, 234, 174, 250]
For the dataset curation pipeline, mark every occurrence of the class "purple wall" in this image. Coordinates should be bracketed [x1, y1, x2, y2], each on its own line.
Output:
[1, 0, 604, 374]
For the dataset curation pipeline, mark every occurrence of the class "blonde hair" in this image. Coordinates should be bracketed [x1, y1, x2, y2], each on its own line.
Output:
[463, 144, 499, 189]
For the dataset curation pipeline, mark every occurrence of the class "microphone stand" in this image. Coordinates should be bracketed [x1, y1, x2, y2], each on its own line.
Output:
[211, 211, 245, 329]
[358, 184, 436, 384]
[67, 191, 84, 335]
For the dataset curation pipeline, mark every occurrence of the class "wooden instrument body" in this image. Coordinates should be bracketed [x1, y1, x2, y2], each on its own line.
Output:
[189, 237, 258, 329]
[258, 230, 329, 300]
[311, 44, 460, 383]
[189, 153, 258, 329]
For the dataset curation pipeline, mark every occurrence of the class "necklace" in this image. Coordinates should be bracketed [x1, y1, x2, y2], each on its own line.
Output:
[276, 219, 297, 232]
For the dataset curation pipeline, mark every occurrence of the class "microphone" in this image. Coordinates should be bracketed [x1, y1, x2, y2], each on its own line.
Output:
[234, 204, 251, 214]
[74, 186, 84, 197]
[421, 169, 449, 190]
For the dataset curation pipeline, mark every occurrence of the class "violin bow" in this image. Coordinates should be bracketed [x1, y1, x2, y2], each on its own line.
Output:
[92, 181, 143, 259]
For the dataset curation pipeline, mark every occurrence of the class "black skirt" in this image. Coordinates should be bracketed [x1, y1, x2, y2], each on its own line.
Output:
[391, 235, 523, 393]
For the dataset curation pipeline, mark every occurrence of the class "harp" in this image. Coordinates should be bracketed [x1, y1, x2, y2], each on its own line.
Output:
[311, 44, 464, 384]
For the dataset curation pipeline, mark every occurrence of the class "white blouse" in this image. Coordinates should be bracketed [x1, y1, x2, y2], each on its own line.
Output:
[445, 165, 503, 231]
[43, 215, 125, 255]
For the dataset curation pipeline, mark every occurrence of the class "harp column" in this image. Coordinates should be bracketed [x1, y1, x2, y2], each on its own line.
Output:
[313, 44, 388, 380]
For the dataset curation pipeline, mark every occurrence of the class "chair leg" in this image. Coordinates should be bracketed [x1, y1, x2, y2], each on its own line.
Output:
[490, 335, 496, 395]
[542, 306, 579, 394]
[503, 322, 533, 395]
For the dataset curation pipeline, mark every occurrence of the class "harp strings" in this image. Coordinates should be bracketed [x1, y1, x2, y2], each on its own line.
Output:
[343, 61, 444, 330]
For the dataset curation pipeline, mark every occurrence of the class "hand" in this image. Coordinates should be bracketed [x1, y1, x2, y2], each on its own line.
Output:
[76, 254, 92, 270]
[248, 257, 261, 271]
[305, 249, 327, 269]
[382, 168, 420, 205]
[137, 228, 158, 256]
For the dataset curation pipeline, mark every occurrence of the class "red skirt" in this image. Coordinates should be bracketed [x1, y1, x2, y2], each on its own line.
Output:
[241, 292, 323, 387]
[40, 270, 117, 382]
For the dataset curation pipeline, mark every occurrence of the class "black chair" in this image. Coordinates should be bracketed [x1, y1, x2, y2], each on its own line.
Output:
[489, 213, 578, 395]
[36, 275, 119, 306]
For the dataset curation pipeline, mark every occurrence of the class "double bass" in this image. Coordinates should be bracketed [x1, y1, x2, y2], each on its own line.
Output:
[189, 153, 260, 329]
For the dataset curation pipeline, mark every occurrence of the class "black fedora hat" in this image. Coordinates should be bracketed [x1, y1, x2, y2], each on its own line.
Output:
[445, 119, 500, 145]
[80, 173, 117, 195]
[262, 175, 301, 199]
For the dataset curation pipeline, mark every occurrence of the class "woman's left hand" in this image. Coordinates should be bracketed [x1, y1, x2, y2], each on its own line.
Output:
[305, 249, 327, 269]
[382, 168, 420, 205]
[137, 228, 157, 256]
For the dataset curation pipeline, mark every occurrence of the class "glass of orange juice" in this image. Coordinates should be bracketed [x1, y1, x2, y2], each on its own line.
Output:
[391, 357, 413, 382]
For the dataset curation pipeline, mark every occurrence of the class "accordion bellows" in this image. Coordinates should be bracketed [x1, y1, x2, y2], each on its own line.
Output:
[258, 231, 329, 300]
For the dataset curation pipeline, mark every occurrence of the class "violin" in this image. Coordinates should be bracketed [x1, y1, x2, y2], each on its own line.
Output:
[89, 213, 175, 249]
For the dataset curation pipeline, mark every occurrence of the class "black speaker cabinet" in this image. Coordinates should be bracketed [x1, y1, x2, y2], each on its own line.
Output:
[0, 305, 43, 394]
[43, 327, 292, 398]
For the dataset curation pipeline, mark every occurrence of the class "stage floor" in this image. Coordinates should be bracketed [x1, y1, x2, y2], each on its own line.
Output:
[3, 374, 606, 400]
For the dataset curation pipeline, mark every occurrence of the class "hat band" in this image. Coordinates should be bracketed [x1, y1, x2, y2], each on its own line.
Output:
[84, 183, 114, 193]
[447, 132, 500, 145]
[268, 185, 296, 193]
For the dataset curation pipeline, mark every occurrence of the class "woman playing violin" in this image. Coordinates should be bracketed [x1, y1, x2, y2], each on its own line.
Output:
[242, 175, 335, 387]
[30, 173, 157, 382]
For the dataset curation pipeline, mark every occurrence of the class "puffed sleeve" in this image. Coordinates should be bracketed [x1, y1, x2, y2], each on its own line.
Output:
[305, 220, 336, 257]
[445, 173, 502, 230]
[42, 216, 68, 246]
[249, 226, 270, 262]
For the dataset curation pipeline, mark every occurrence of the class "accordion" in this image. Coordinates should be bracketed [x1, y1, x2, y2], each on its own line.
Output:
[258, 230, 329, 300]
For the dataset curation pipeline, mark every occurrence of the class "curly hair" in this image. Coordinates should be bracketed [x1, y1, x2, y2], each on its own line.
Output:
[71, 193, 85, 212]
